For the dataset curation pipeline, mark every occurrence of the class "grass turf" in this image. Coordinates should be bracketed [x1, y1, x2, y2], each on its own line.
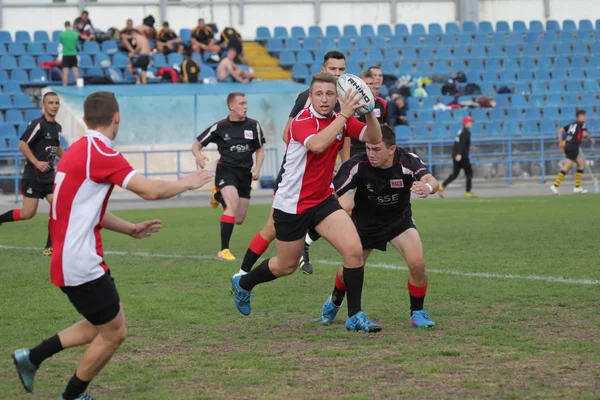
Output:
[0, 195, 599, 399]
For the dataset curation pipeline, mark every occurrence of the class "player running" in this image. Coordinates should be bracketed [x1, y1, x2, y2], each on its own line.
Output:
[438, 116, 476, 198]
[550, 109, 595, 195]
[0, 92, 64, 256]
[192, 92, 265, 261]
[11, 91, 213, 400]
[319, 125, 439, 328]
[231, 72, 384, 332]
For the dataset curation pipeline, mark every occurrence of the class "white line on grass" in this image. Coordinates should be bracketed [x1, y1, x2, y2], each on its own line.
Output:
[2, 244, 599, 286]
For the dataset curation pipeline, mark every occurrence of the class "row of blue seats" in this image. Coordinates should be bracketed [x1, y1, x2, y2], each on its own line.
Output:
[412, 107, 585, 124]
[256, 20, 600, 41]
[0, 94, 35, 110]
[0, 109, 41, 126]
[403, 94, 599, 110]
[0, 29, 196, 45]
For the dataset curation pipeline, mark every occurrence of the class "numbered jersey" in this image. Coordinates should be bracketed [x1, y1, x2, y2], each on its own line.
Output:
[49, 130, 136, 287]
[562, 121, 587, 151]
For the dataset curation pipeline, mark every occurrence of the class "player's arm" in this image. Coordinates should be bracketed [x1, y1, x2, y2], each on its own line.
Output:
[18, 140, 50, 172]
[411, 173, 439, 198]
[557, 127, 565, 148]
[455, 131, 469, 161]
[191, 141, 208, 169]
[193, 124, 217, 169]
[102, 211, 162, 239]
[333, 155, 361, 196]
[362, 112, 383, 144]
[583, 129, 595, 145]
[57, 146, 65, 158]
[252, 147, 265, 180]
[340, 137, 352, 163]
[126, 171, 214, 201]
[284, 91, 309, 144]
[282, 117, 293, 144]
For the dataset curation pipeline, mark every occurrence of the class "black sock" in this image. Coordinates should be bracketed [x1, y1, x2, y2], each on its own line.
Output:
[306, 228, 321, 244]
[331, 285, 346, 307]
[240, 248, 261, 273]
[0, 210, 16, 223]
[239, 258, 277, 291]
[29, 334, 63, 366]
[62, 373, 90, 400]
[45, 231, 52, 249]
[410, 295, 425, 315]
[220, 220, 234, 250]
[343, 266, 364, 317]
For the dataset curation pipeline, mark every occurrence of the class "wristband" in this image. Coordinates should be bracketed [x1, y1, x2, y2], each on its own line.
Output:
[425, 183, 433, 194]
[339, 113, 350, 120]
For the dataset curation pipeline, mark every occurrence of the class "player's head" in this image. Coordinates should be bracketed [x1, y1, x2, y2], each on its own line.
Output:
[162, 21, 170, 29]
[321, 51, 346, 79]
[360, 69, 376, 95]
[576, 109, 587, 122]
[42, 92, 60, 118]
[366, 124, 396, 169]
[126, 19, 133, 29]
[64, 21, 71, 29]
[227, 47, 238, 60]
[83, 91, 120, 138]
[367, 66, 383, 94]
[81, 10, 89, 19]
[462, 116, 474, 129]
[227, 92, 247, 120]
[198, 18, 205, 27]
[309, 72, 337, 116]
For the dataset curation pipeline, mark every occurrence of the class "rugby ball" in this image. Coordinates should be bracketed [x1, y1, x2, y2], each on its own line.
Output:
[336, 74, 375, 115]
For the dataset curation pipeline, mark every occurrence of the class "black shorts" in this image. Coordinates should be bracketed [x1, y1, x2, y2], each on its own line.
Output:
[21, 179, 53, 199]
[565, 149, 579, 162]
[357, 215, 417, 252]
[61, 55, 78, 68]
[132, 54, 150, 71]
[215, 164, 252, 199]
[273, 195, 342, 242]
[60, 272, 121, 326]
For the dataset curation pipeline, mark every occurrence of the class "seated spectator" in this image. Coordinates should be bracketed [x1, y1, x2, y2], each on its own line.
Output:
[127, 31, 152, 85]
[387, 94, 409, 127]
[120, 19, 136, 53]
[74, 10, 96, 42]
[191, 18, 221, 55]
[156, 22, 183, 55]
[220, 27, 248, 65]
[181, 48, 201, 83]
[217, 47, 253, 83]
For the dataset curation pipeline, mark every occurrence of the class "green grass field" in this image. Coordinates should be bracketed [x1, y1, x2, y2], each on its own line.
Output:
[1, 195, 599, 399]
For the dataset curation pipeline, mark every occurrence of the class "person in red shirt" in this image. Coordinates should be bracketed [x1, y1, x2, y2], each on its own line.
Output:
[11, 91, 214, 400]
[231, 72, 384, 332]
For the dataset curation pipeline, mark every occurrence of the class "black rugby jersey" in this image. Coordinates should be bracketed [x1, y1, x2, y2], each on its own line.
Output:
[452, 127, 471, 157]
[196, 117, 265, 169]
[562, 121, 587, 151]
[19, 116, 62, 183]
[334, 148, 429, 231]
[350, 96, 387, 156]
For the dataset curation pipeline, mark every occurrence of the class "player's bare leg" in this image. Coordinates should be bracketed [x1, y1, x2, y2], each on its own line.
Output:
[551, 158, 575, 195]
[237, 206, 275, 275]
[0, 196, 47, 254]
[573, 155, 587, 194]
[390, 229, 435, 328]
[218, 186, 240, 260]
[43, 194, 53, 256]
[235, 198, 250, 225]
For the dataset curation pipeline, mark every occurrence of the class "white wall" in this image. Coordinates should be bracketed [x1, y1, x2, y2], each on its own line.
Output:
[2, 1, 600, 39]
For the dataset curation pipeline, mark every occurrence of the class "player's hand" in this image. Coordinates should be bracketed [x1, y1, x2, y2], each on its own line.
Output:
[338, 89, 363, 118]
[559, 142, 565, 150]
[35, 161, 51, 172]
[130, 219, 162, 239]
[180, 170, 215, 190]
[411, 181, 431, 198]
[590, 138, 596, 145]
[455, 154, 462, 162]
[195, 154, 208, 169]
[251, 168, 260, 181]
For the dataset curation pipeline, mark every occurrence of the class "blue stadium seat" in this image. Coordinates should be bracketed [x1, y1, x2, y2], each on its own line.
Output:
[325, 25, 341, 39]
[511, 94, 528, 108]
[576, 31, 592, 43]
[8, 43, 26, 56]
[308, 26, 323, 39]
[29, 68, 47, 82]
[11, 69, 28, 83]
[355, 37, 370, 50]
[523, 120, 539, 135]
[564, 93, 580, 105]
[579, 19, 593, 32]
[83, 41, 100, 55]
[503, 121, 521, 135]
[587, 69, 600, 80]
[512, 21, 527, 33]
[18, 55, 36, 70]
[349, 49, 366, 63]
[469, 59, 484, 72]
[471, 45, 487, 58]
[419, 47, 434, 60]
[285, 38, 302, 52]
[433, 60, 449, 74]
[502, 58, 518, 71]
[539, 43, 555, 56]
[529, 20, 544, 32]
[547, 94, 564, 106]
[453, 108, 469, 122]
[338, 37, 354, 52]
[546, 20, 560, 31]
[377, 24, 393, 38]
[33, 30, 50, 43]
[521, 44, 538, 57]
[514, 81, 531, 94]
[471, 108, 489, 121]
[496, 21, 510, 33]
[542, 31, 558, 42]
[37, 55, 52, 65]
[367, 49, 383, 63]
[559, 31, 575, 43]
[566, 81, 583, 92]
[346, 62, 361, 75]
[177, 28, 191, 44]
[15, 94, 34, 109]
[428, 23, 443, 35]
[273, 26, 289, 40]
[0, 31, 11, 44]
[292, 63, 309, 82]
[291, 26, 306, 39]
[267, 39, 284, 53]
[539, 120, 555, 134]
[580, 93, 596, 107]
[573, 43, 589, 56]
[28, 42, 45, 56]
[395, 23, 409, 36]
[508, 32, 526, 44]
[402, 48, 418, 61]
[101, 40, 118, 54]
[537, 57, 553, 69]
[297, 50, 314, 65]
[462, 21, 476, 33]
[406, 35, 421, 47]
[549, 81, 566, 93]
[46, 42, 58, 56]
[450, 59, 467, 72]
[555, 58, 571, 69]
[441, 34, 457, 46]
[494, 95, 510, 108]
[487, 59, 502, 71]
[445, 22, 460, 34]
[360, 24, 375, 38]
[507, 108, 523, 120]
[474, 33, 491, 45]
[79, 54, 93, 69]
[562, 20, 577, 32]
[15, 31, 31, 44]
[370, 36, 387, 50]
[303, 38, 319, 52]
[525, 32, 541, 44]
[380, 62, 397, 76]
[417, 110, 433, 124]
[111, 53, 128, 68]
[383, 48, 400, 62]
[556, 43, 572, 56]
[51, 30, 62, 43]
[492, 33, 508, 45]
[152, 54, 167, 68]
[395, 125, 411, 141]
[255, 27, 270, 41]
[431, 125, 448, 138]
[436, 47, 452, 59]
[584, 80, 600, 93]
[454, 46, 469, 59]
[411, 24, 426, 36]
[466, 70, 481, 82]
[388, 36, 403, 49]
[0, 94, 12, 109]
[343, 25, 359, 39]
[424, 34, 439, 47]
[320, 37, 337, 51]
[499, 70, 514, 82]
[94, 53, 111, 68]
[435, 111, 452, 124]
[478, 21, 494, 33]
[0, 55, 17, 70]
[458, 33, 473, 45]
[543, 107, 560, 119]
[517, 71, 534, 81]
[6, 110, 24, 125]
[278, 51, 295, 67]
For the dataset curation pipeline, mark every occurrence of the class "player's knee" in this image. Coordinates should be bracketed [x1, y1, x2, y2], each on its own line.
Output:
[408, 257, 426, 275]
[261, 225, 276, 242]
[111, 324, 128, 346]
[20, 208, 36, 220]
[343, 245, 364, 268]
[235, 215, 245, 225]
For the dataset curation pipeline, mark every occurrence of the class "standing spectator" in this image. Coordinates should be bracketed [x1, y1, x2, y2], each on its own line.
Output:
[439, 117, 476, 198]
[220, 27, 248, 65]
[73, 10, 95, 42]
[181, 48, 201, 83]
[60, 21, 80, 87]
[387, 94, 409, 127]
[119, 19, 136, 53]
[191, 18, 221, 55]
[156, 22, 183, 55]
[127, 31, 151, 85]
[217, 48, 253, 83]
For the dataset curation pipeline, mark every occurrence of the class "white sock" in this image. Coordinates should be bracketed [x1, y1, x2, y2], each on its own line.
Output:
[237, 270, 248, 276]
[305, 234, 314, 246]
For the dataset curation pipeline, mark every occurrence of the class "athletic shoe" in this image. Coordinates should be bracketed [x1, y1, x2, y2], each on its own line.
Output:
[438, 184, 445, 198]
[410, 310, 436, 328]
[231, 274, 252, 316]
[345, 311, 382, 333]
[59, 394, 95, 400]
[573, 187, 588, 194]
[464, 191, 475, 198]
[319, 295, 341, 325]
[299, 246, 313, 275]
[210, 186, 220, 209]
[12, 348, 38, 393]
[42, 247, 52, 257]
[550, 185, 559, 196]
[217, 249, 236, 261]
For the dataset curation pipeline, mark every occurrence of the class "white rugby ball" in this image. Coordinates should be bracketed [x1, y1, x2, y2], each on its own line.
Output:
[336, 73, 375, 115]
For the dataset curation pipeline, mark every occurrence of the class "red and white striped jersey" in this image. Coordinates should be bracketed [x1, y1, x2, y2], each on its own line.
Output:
[273, 105, 366, 214]
[50, 130, 136, 287]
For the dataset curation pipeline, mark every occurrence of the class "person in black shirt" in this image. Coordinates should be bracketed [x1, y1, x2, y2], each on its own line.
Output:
[318, 124, 439, 328]
[387, 94, 409, 127]
[551, 110, 595, 195]
[119, 19, 136, 53]
[439, 116, 475, 198]
[180, 48, 200, 83]
[220, 27, 248, 65]
[156, 22, 183, 55]
[0, 92, 65, 256]
[191, 18, 221, 54]
[192, 92, 265, 261]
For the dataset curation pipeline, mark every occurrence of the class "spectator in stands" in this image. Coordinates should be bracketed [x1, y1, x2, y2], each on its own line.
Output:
[120, 19, 136, 53]
[368, 66, 384, 97]
[387, 94, 409, 127]
[220, 27, 248, 65]
[181, 48, 200, 83]
[217, 47, 253, 83]
[127, 31, 151, 85]
[156, 22, 183, 55]
[60, 21, 80, 87]
[137, 15, 157, 41]
[191, 18, 221, 55]
[74, 10, 96, 42]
